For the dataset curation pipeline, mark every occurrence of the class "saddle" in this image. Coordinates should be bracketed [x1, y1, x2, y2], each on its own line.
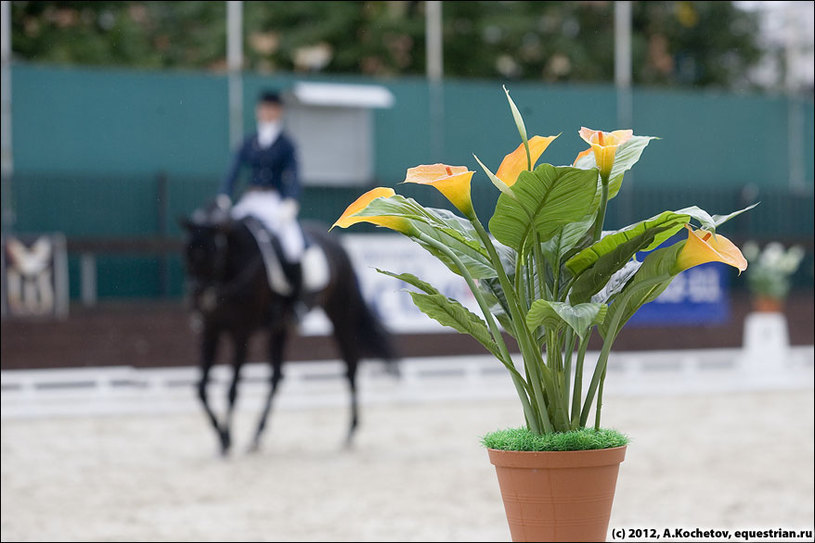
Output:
[241, 216, 330, 297]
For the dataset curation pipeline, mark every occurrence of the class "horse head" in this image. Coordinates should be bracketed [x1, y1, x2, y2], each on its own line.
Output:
[179, 200, 237, 313]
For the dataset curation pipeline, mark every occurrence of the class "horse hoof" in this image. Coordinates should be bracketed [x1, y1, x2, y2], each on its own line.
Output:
[246, 441, 261, 454]
[383, 361, 402, 379]
[218, 430, 231, 455]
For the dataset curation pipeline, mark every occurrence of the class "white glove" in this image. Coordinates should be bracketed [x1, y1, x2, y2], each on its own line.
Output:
[279, 198, 299, 222]
[216, 194, 232, 210]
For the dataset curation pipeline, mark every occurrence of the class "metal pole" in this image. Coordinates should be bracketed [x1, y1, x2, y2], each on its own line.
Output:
[1, 0, 11, 176]
[614, 0, 632, 129]
[426, 1, 443, 82]
[1, 1, 14, 232]
[784, 2, 805, 192]
[614, 1, 633, 225]
[227, 1, 244, 150]
[426, 1, 444, 161]
[156, 171, 169, 298]
[80, 253, 97, 308]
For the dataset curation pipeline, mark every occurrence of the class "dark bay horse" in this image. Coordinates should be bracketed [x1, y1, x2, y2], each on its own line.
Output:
[180, 205, 399, 455]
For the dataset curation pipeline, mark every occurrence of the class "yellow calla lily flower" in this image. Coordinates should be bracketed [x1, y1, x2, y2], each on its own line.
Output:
[496, 135, 558, 186]
[578, 127, 633, 179]
[332, 187, 412, 233]
[403, 164, 476, 218]
[673, 225, 748, 274]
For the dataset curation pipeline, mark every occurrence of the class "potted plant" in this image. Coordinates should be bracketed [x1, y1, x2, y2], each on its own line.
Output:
[741, 241, 805, 313]
[332, 88, 753, 542]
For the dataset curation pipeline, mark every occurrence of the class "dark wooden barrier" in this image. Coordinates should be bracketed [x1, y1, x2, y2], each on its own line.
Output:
[2, 291, 812, 370]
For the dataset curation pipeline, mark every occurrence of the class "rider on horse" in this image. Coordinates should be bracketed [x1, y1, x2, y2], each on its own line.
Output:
[218, 90, 304, 305]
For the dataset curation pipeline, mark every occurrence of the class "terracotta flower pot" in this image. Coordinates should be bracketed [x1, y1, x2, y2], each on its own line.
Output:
[752, 296, 784, 313]
[488, 446, 627, 542]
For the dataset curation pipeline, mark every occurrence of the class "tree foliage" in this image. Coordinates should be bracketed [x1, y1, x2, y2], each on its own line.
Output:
[10, 1, 763, 89]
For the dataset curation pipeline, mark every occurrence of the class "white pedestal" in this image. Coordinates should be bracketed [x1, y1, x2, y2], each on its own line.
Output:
[741, 312, 790, 374]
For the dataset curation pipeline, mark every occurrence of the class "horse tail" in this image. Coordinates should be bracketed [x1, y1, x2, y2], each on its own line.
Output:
[302, 222, 400, 373]
[353, 276, 399, 365]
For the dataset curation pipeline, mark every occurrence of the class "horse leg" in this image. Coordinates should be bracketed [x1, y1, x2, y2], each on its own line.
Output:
[220, 332, 248, 455]
[344, 357, 359, 449]
[332, 322, 360, 448]
[197, 326, 223, 452]
[248, 327, 287, 453]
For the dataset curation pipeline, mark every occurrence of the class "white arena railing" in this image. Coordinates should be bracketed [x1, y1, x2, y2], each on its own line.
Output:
[1, 346, 812, 419]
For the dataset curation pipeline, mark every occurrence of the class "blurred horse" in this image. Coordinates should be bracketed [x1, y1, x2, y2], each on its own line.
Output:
[180, 203, 399, 455]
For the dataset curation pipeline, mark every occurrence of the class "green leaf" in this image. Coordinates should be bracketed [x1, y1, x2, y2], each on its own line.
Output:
[408, 291, 500, 357]
[376, 269, 439, 295]
[412, 220, 497, 279]
[473, 153, 514, 197]
[526, 300, 607, 340]
[574, 136, 657, 199]
[361, 196, 497, 280]
[712, 202, 759, 227]
[568, 226, 671, 304]
[503, 85, 528, 142]
[540, 213, 597, 270]
[376, 269, 501, 350]
[489, 164, 599, 253]
[495, 311, 515, 339]
[354, 192, 432, 223]
[360, 195, 486, 255]
[476, 277, 516, 338]
[425, 207, 486, 252]
[674, 203, 759, 232]
[566, 210, 692, 277]
[597, 241, 685, 339]
[478, 276, 509, 312]
[591, 260, 642, 305]
[674, 205, 716, 231]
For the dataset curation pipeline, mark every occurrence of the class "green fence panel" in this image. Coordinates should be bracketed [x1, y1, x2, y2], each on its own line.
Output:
[11, 173, 160, 237]
[6, 64, 812, 300]
[11, 63, 229, 178]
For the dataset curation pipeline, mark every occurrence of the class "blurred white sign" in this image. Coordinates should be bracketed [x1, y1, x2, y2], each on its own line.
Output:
[1, 234, 69, 320]
[300, 233, 477, 335]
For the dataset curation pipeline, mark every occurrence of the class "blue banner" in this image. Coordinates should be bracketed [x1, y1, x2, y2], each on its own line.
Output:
[628, 261, 731, 326]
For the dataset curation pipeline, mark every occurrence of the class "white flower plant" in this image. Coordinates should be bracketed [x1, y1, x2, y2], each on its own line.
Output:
[741, 241, 805, 302]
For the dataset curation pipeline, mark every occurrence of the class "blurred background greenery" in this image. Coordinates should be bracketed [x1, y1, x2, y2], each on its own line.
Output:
[10, 1, 767, 90]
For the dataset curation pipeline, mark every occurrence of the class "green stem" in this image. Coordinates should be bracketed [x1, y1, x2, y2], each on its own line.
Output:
[580, 277, 667, 427]
[571, 336, 590, 429]
[523, 252, 533, 314]
[532, 231, 548, 301]
[594, 365, 607, 430]
[560, 275, 578, 303]
[592, 175, 610, 242]
[470, 217, 555, 434]
[524, 140, 532, 172]
[514, 248, 524, 310]
[415, 231, 540, 433]
[579, 328, 617, 427]
[546, 330, 570, 431]
[544, 331, 558, 411]
[563, 329, 575, 414]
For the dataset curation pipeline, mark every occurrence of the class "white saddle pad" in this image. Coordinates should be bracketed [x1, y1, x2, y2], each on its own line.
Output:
[302, 244, 331, 293]
[243, 218, 330, 296]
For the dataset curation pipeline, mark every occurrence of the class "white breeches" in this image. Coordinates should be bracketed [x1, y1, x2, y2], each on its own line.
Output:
[231, 191, 305, 262]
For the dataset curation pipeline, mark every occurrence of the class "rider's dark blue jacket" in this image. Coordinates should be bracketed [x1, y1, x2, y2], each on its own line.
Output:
[219, 132, 300, 200]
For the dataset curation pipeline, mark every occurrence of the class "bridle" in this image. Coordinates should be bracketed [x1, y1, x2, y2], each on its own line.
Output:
[188, 223, 263, 314]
